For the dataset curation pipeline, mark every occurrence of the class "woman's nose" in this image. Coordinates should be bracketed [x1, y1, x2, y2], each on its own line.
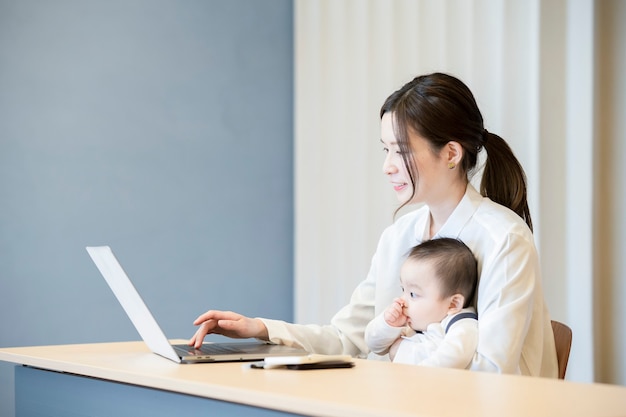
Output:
[382, 154, 398, 175]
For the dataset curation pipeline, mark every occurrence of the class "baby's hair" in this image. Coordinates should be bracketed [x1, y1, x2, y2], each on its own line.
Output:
[406, 238, 478, 307]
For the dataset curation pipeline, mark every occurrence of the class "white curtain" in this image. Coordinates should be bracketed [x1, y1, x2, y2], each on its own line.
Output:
[294, 0, 603, 383]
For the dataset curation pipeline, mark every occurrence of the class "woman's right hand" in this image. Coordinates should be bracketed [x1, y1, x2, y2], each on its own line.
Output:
[188, 310, 269, 349]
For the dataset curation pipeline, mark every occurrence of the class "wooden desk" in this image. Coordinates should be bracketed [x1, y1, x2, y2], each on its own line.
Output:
[1, 341, 625, 417]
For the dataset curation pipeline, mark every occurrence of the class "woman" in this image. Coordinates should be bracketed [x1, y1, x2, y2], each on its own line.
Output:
[189, 73, 558, 377]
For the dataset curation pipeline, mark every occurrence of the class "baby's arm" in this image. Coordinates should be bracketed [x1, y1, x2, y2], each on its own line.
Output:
[365, 299, 407, 356]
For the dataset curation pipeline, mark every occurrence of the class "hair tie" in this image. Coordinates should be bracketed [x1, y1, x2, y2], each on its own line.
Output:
[476, 129, 489, 151]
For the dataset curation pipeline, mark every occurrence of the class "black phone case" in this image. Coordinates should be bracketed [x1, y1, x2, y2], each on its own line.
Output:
[286, 361, 355, 370]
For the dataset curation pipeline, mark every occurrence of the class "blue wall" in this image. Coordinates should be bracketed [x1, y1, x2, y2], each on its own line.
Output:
[0, 1, 293, 415]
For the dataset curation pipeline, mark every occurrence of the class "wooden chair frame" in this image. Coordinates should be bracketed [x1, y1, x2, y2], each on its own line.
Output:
[551, 320, 573, 379]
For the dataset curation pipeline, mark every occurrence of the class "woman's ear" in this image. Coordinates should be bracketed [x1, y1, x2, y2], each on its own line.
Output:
[448, 294, 465, 314]
[444, 141, 463, 169]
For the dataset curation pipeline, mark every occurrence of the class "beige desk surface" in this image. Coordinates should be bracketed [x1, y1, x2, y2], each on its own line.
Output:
[1, 341, 626, 417]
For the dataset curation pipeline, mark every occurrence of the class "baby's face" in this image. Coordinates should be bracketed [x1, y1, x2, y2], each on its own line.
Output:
[399, 258, 451, 331]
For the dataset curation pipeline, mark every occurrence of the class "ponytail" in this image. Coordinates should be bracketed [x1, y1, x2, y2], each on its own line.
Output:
[480, 131, 533, 231]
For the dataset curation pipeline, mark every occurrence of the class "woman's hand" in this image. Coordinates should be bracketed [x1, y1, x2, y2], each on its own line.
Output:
[188, 310, 269, 349]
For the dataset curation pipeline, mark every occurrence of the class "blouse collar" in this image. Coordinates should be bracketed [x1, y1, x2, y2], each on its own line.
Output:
[418, 183, 483, 241]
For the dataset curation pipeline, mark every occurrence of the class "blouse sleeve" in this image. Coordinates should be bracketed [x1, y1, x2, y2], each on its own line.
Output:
[470, 231, 538, 373]
[259, 236, 384, 357]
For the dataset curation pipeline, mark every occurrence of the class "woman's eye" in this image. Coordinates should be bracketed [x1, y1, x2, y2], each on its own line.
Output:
[383, 145, 406, 155]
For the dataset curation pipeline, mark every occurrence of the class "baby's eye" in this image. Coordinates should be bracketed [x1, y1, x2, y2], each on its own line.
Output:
[409, 292, 419, 299]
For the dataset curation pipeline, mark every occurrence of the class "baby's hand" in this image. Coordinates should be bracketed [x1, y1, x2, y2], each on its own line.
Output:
[383, 298, 407, 327]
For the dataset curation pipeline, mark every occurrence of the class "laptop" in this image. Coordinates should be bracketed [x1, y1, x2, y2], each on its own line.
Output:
[86, 245, 308, 363]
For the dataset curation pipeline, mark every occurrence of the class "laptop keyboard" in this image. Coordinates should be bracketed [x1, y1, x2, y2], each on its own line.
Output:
[196, 343, 244, 354]
[173, 342, 266, 356]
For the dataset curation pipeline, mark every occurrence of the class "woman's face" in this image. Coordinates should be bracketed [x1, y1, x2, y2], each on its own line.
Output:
[381, 112, 449, 206]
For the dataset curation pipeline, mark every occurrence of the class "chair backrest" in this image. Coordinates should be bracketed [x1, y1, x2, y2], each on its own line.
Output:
[551, 320, 573, 379]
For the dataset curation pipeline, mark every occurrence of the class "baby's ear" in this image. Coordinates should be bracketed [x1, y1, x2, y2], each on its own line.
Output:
[448, 294, 465, 314]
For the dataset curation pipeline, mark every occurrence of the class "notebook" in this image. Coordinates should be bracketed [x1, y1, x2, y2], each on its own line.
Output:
[86, 245, 308, 363]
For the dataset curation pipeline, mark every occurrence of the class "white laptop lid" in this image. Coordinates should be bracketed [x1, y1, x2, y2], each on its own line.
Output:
[86, 245, 182, 363]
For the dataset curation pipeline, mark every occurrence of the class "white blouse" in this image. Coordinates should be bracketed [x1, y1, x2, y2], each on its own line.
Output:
[261, 184, 558, 377]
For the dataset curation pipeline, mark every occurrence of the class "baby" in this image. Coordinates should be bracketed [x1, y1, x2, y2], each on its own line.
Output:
[365, 237, 478, 368]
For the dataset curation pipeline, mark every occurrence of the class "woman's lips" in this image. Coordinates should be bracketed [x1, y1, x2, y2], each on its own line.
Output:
[393, 182, 408, 192]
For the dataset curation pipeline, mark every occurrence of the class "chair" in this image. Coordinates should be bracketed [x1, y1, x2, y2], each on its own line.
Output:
[551, 320, 572, 379]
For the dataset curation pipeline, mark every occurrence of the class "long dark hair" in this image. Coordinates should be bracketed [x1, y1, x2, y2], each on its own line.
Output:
[380, 73, 533, 231]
